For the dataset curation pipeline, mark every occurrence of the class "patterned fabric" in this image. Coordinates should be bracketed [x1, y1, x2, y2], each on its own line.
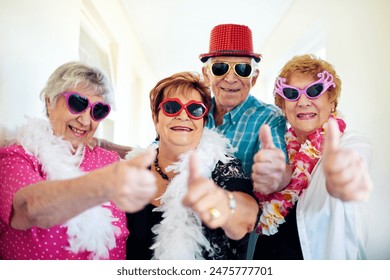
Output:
[255, 117, 346, 235]
[206, 94, 287, 175]
[0, 145, 127, 260]
[126, 158, 253, 260]
[204, 159, 253, 260]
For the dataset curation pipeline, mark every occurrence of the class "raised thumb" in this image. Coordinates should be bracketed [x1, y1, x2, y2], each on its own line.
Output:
[259, 124, 276, 149]
[188, 151, 202, 184]
[323, 118, 340, 157]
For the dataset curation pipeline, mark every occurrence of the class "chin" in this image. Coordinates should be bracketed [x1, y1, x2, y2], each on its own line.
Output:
[67, 139, 82, 149]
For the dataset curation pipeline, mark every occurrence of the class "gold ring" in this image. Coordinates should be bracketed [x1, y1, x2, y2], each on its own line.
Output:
[209, 208, 221, 219]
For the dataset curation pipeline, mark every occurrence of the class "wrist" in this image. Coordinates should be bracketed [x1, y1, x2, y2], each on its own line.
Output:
[225, 190, 236, 215]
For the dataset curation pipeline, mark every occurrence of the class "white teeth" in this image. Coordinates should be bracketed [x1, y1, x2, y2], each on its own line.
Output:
[224, 88, 239, 92]
[172, 127, 191, 132]
[71, 126, 85, 134]
[297, 113, 316, 118]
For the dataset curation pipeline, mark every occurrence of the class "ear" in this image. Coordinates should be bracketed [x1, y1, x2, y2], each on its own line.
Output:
[251, 68, 260, 87]
[202, 66, 210, 83]
[152, 111, 156, 121]
[152, 112, 158, 129]
[282, 108, 286, 118]
[281, 101, 286, 111]
[45, 97, 52, 117]
[330, 101, 336, 114]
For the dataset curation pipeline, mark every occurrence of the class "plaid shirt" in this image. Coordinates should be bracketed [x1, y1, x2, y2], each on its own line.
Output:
[206, 94, 287, 176]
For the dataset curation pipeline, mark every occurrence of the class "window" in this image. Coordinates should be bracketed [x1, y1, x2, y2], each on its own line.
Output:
[79, 2, 117, 141]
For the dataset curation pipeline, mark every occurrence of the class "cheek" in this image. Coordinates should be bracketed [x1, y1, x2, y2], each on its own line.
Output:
[155, 123, 162, 136]
[283, 103, 295, 115]
[154, 116, 167, 135]
[317, 99, 333, 115]
[211, 78, 223, 88]
[90, 122, 100, 133]
[195, 121, 204, 135]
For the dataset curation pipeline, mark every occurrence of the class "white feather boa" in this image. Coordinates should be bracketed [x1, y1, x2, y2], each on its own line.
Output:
[127, 128, 236, 259]
[0, 117, 120, 259]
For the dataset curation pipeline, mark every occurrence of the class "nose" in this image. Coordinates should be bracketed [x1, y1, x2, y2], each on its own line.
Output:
[223, 66, 238, 83]
[297, 93, 312, 107]
[175, 107, 190, 121]
[77, 109, 93, 125]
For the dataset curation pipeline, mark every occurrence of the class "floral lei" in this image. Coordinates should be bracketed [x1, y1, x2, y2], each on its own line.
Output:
[255, 116, 346, 235]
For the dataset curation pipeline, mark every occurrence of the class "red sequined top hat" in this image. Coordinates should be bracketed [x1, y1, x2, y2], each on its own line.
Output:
[199, 24, 261, 63]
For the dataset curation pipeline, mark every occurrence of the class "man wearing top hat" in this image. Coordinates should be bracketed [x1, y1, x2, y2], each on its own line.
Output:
[200, 23, 291, 195]
[200, 24, 292, 260]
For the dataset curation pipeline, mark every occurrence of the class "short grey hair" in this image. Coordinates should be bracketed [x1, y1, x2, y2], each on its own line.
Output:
[40, 61, 113, 114]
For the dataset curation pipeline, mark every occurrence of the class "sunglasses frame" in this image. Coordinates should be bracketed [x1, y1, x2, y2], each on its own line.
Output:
[62, 92, 111, 121]
[209, 62, 253, 78]
[158, 98, 208, 120]
[274, 71, 335, 101]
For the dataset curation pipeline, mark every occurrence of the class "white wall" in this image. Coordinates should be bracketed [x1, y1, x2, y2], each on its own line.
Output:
[326, 0, 390, 260]
[84, 0, 157, 146]
[0, 0, 81, 125]
[255, 0, 390, 259]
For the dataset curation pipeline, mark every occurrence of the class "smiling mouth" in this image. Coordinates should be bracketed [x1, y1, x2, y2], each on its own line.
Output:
[221, 87, 240, 93]
[171, 126, 193, 132]
[69, 125, 87, 136]
[297, 113, 317, 119]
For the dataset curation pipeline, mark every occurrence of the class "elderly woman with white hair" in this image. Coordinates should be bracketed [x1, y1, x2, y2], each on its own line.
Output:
[0, 61, 156, 260]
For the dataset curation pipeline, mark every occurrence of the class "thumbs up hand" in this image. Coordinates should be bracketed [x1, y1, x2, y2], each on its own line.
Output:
[182, 152, 230, 229]
[100, 149, 157, 212]
[323, 118, 372, 201]
[252, 124, 290, 195]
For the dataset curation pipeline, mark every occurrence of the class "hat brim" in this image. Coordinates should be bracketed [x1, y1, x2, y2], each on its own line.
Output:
[199, 51, 261, 63]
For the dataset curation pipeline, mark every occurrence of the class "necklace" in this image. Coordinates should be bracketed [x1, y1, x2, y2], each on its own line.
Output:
[154, 149, 172, 182]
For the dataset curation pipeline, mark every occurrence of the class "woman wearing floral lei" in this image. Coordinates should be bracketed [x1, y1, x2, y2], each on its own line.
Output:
[252, 54, 373, 259]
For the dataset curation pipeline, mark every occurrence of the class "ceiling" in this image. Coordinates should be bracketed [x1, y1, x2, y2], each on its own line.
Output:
[121, 0, 294, 79]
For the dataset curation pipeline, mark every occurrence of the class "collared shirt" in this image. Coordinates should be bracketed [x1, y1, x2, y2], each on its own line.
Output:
[206, 94, 287, 175]
[297, 131, 370, 259]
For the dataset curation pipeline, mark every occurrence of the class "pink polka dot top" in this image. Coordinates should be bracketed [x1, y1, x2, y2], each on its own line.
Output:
[0, 144, 129, 260]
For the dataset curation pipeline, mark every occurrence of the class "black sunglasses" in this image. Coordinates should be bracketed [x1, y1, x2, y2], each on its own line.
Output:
[62, 92, 111, 121]
[210, 62, 253, 78]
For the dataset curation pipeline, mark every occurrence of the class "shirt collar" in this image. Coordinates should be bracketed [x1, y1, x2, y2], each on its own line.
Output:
[225, 95, 254, 123]
[208, 95, 254, 125]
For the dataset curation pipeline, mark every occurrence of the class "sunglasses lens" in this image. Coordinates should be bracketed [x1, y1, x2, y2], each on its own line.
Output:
[162, 101, 182, 114]
[92, 103, 110, 120]
[234, 63, 252, 77]
[307, 83, 324, 98]
[68, 94, 89, 113]
[283, 88, 299, 100]
[211, 63, 229, 76]
[187, 103, 206, 118]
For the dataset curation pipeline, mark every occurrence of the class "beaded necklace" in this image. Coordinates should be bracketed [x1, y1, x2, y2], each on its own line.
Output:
[154, 148, 172, 182]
